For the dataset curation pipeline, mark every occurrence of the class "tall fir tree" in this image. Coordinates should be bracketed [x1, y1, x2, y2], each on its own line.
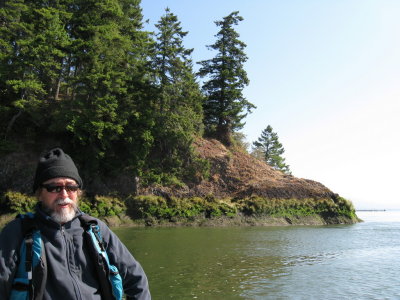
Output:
[0, 0, 71, 139]
[61, 0, 156, 179]
[112, 0, 156, 176]
[149, 8, 203, 178]
[252, 125, 291, 175]
[198, 11, 255, 146]
[0, 0, 155, 182]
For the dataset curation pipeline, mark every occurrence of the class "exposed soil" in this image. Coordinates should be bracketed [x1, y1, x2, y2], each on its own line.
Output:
[145, 138, 339, 202]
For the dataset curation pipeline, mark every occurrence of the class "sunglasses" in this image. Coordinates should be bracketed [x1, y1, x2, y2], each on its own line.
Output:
[41, 184, 80, 193]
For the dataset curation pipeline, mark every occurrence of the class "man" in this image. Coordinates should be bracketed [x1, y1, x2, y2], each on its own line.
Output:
[0, 148, 151, 299]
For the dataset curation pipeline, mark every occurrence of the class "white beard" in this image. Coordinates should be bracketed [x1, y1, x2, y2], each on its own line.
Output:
[44, 198, 78, 224]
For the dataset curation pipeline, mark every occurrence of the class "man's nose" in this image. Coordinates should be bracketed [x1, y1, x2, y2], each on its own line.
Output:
[58, 188, 69, 197]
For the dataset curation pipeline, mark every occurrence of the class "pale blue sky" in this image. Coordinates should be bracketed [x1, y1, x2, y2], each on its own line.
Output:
[141, 0, 400, 210]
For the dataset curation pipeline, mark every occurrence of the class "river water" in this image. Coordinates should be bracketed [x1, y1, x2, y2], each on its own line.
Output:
[113, 211, 400, 299]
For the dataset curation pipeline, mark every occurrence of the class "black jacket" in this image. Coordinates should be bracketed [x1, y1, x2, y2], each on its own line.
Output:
[0, 206, 151, 300]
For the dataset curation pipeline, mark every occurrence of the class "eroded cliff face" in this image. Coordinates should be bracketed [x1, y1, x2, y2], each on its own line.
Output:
[154, 138, 338, 201]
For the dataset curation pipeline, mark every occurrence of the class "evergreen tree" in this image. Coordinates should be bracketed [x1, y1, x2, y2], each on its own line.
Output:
[252, 125, 291, 174]
[53, 0, 154, 179]
[0, 0, 71, 139]
[198, 11, 255, 146]
[149, 8, 203, 178]
[0, 0, 155, 180]
[113, 0, 156, 175]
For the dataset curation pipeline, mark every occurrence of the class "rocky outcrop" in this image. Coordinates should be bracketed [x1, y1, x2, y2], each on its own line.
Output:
[1, 138, 339, 203]
[148, 138, 338, 201]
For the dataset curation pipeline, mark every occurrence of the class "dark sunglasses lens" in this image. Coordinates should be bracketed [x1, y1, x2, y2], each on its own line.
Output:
[65, 185, 79, 192]
[43, 185, 79, 193]
[46, 185, 60, 192]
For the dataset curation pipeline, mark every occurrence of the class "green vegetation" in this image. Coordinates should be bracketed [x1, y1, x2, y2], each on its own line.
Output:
[234, 196, 356, 219]
[198, 11, 256, 146]
[126, 195, 237, 222]
[252, 125, 291, 174]
[0, 2, 250, 189]
[124, 195, 357, 225]
[0, 191, 127, 217]
[0, 191, 357, 226]
[0, 191, 37, 214]
[80, 196, 126, 218]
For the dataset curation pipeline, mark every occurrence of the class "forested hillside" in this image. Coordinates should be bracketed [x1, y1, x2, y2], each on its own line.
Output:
[1, 1, 207, 188]
[0, 1, 358, 225]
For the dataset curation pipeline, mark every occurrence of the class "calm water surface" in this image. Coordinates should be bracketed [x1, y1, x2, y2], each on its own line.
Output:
[113, 211, 400, 299]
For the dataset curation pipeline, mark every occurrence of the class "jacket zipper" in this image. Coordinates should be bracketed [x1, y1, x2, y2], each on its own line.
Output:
[61, 225, 83, 300]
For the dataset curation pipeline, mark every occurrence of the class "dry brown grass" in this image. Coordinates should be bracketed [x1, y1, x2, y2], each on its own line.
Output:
[191, 138, 336, 201]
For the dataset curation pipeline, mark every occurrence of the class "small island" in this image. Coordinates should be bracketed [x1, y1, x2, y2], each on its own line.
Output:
[0, 138, 359, 228]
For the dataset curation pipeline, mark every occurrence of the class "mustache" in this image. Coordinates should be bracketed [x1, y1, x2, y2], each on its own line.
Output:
[55, 198, 74, 206]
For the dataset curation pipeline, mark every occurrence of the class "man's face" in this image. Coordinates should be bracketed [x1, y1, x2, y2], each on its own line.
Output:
[38, 177, 80, 224]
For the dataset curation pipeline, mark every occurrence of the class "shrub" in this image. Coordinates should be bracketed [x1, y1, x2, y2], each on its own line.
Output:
[1, 191, 37, 214]
[80, 195, 126, 217]
[334, 196, 357, 218]
[202, 200, 237, 218]
[179, 197, 205, 218]
[183, 156, 210, 183]
[139, 170, 187, 188]
[125, 195, 237, 221]
[235, 196, 357, 219]
[125, 195, 169, 219]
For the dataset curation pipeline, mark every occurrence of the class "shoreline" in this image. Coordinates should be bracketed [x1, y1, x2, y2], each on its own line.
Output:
[0, 214, 360, 230]
[104, 213, 361, 228]
[1, 193, 359, 228]
[0, 212, 361, 229]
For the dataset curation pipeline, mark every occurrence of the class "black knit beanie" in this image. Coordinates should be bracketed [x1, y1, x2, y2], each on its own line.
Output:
[33, 148, 83, 192]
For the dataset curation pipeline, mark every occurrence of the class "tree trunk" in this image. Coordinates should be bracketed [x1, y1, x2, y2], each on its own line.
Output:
[4, 110, 22, 140]
[54, 78, 61, 100]
[217, 122, 232, 147]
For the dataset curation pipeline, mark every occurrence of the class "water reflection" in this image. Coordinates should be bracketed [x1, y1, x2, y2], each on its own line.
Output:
[115, 226, 326, 299]
[113, 215, 400, 299]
